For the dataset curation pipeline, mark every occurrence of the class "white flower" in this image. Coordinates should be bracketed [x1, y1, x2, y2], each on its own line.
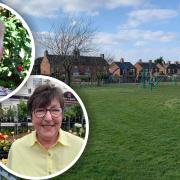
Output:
[74, 123, 82, 128]
[19, 48, 25, 59]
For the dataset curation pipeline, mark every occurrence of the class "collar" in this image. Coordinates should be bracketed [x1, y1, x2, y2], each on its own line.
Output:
[29, 129, 70, 147]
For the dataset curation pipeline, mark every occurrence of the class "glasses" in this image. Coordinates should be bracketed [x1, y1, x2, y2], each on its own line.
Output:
[33, 107, 62, 118]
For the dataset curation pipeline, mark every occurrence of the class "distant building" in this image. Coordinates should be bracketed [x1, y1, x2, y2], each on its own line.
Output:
[134, 60, 159, 76]
[32, 50, 109, 81]
[166, 61, 180, 75]
[156, 61, 168, 75]
[109, 58, 135, 77]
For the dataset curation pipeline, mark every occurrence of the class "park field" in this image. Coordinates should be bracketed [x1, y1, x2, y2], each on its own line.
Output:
[56, 84, 180, 180]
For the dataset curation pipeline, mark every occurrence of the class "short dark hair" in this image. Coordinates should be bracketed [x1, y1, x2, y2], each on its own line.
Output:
[27, 84, 64, 113]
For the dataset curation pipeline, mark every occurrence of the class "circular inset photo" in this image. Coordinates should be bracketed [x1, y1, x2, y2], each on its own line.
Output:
[0, 75, 89, 180]
[0, 3, 35, 102]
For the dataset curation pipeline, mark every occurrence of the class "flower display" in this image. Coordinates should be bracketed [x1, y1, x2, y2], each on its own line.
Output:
[0, 132, 13, 154]
[73, 123, 85, 137]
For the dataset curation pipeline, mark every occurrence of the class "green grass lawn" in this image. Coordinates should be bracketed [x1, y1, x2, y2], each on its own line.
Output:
[55, 84, 180, 180]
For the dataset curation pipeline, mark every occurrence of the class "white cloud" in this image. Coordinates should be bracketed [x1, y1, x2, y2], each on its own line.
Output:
[134, 41, 147, 46]
[2, 0, 145, 17]
[95, 29, 177, 45]
[104, 0, 144, 9]
[123, 47, 180, 63]
[123, 9, 179, 28]
[34, 29, 180, 63]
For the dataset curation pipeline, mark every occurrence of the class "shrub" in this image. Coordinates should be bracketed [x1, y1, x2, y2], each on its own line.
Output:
[0, 7, 32, 89]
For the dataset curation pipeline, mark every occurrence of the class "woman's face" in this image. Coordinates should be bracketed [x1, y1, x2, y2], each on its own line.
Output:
[32, 98, 63, 143]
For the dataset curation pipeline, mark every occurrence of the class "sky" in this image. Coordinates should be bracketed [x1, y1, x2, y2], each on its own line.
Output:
[1, 0, 180, 64]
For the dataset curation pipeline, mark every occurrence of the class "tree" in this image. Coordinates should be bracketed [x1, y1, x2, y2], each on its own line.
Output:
[94, 57, 109, 86]
[154, 56, 164, 64]
[37, 16, 96, 86]
[0, 103, 4, 120]
[6, 106, 17, 122]
[64, 104, 83, 119]
[17, 100, 28, 121]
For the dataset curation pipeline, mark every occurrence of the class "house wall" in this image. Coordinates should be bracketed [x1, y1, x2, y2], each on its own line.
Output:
[40, 56, 51, 75]
[156, 64, 166, 75]
[109, 63, 120, 76]
[177, 69, 180, 75]
[134, 63, 142, 75]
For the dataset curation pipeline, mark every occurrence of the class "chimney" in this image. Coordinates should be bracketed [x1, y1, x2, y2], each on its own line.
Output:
[175, 61, 179, 64]
[120, 58, 124, 63]
[168, 61, 171, 65]
[44, 50, 48, 57]
[73, 48, 80, 59]
[100, 54, 104, 59]
[138, 59, 142, 63]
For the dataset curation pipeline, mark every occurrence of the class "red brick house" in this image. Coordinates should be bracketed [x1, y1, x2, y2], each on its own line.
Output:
[32, 50, 109, 81]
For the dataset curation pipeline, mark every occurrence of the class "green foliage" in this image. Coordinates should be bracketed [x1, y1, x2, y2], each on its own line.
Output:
[64, 104, 83, 118]
[0, 7, 32, 89]
[6, 106, 17, 121]
[0, 105, 17, 122]
[154, 56, 164, 64]
[0, 105, 4, 119]
[17, 100, 28, 121]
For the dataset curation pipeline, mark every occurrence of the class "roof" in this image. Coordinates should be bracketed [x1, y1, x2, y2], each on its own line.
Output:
[114, 62, 135, 70]
[167, 63, 180, 69]
[137, 62, 157, 69]
[34, 54, 108, 66]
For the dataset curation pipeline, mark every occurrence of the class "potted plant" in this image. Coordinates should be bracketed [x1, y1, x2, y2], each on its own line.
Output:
[0, 132, 13, 159]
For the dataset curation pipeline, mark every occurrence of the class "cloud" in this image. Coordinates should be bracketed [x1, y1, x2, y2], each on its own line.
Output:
[123, 47, 180, 63]
[123, 9, 179, 28]
[134, 41, 147, 46]
[34, 29, 180, 63]
[2, 0, 145, 17]
[95, 29, 177, 46]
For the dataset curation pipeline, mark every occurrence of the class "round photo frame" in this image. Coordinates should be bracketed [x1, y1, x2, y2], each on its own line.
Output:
[0, 3, 35, 102]
[0, 75, 89, 180]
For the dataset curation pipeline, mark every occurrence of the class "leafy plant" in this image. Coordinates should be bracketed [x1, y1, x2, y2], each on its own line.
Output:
[64, 104, 83, 118]
[0, 7, 32, 89]
[17, 100, 28, 121]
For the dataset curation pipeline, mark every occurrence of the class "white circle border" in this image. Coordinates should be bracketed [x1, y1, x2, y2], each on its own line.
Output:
[0, 75, 89, 180]
[0, 2, 35, 102]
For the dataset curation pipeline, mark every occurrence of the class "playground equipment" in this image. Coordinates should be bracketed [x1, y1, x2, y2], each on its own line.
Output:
[139, 69, 178, 92]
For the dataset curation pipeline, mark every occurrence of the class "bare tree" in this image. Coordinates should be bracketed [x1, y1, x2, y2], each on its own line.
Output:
[96, 60, 108, 86]
[37, 16, 96, 86]
[105, 53, 115, 65]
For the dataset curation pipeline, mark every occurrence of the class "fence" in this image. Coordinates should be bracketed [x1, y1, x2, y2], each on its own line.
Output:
[73, 75, 180, 87]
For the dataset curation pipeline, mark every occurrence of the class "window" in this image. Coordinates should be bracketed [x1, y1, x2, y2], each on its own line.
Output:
[33, 79, 42, 88]
[28, 89, 31, 94]
[85, 66, 91, 76]
[73, 66, 79, 76]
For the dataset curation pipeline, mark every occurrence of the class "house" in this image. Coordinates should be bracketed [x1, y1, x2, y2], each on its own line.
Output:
[156, 61, 168, 75]
[166, 61, 180, 75]
[134, 60, 159, 77]
[32, 50, 109, 81]
[109, 58, 135, 77]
